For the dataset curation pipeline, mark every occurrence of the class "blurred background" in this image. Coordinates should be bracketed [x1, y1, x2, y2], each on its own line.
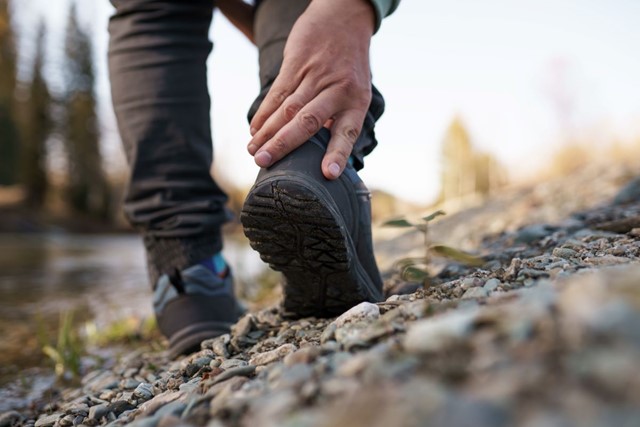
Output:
[1, 0, 639, 407]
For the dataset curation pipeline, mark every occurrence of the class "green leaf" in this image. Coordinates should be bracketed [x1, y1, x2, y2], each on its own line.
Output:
[422, 210, 446, 222]
[401, 266, 431, 282]
[382, 218, 415, 228]
[430, 245, 485, 267]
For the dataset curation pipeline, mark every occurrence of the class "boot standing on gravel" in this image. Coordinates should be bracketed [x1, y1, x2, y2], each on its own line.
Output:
[107, 0, 399, 357]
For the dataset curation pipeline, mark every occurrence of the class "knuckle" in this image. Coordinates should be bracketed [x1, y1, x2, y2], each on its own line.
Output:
[272, 137, 288, 153]
[272, 90, 287, 105]
[298, 112, 321, 135]
[341, 126, 360, 145]
[283, 101, 302, 121]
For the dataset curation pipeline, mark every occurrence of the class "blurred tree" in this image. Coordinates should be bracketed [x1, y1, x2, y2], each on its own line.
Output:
[0, 0, 20, 186]
[440, 117, 475, 202]
[63, 3, 111, 219]
[21, 22, 52, 207]
[439, 117, 506, 204]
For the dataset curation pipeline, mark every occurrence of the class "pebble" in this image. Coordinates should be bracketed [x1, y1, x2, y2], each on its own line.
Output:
[33, 414, 61, 427]
[404, 309, 479, 353]
[219, 359, 248, 370]
[331, 302, 380, 327]
[483, 278, 501, 291]
[133, 382, 155, 401]
[462, 287, 489, 299]
[249, 344, 297, 366]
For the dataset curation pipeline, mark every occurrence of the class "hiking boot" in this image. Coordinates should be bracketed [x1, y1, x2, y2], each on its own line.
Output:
[240, 130, 384, 318]
[153, 263, 243, 358]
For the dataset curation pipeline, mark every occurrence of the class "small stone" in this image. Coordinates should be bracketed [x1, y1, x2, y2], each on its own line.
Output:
[138, 391, 182, 416]
[320, 323, 337, 344]
[515, 224, 555, 243]
[192, 356, 213, 369]
[121, 378, 141, 390]
[88, 404, 109, 421]
[34, 413, 62, 427]
[210, 365, 256, 385]
[249, 344, 297, 366]
[133, 382, 155, 401]
[404, 308, 479, 353]
[220, 359, 248, 370]
[0, 411, 22, 427]
[483, 278, 501, 291]
[613, 176, 640, 205]
[462, 287, 488, 299]
[58, 415, 75, 427]
[552, 247, 578, 259]
[106, 401, 136, 417]
[331, 302, 380, 327]
[283, 346, 321, 366]
[461, 277, 481, 290]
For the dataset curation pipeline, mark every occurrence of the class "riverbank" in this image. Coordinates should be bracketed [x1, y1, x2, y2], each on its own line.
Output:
[2, 161, 640, 427]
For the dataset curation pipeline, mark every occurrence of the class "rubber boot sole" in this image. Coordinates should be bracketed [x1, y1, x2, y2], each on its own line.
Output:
[241, 175, 379, 318]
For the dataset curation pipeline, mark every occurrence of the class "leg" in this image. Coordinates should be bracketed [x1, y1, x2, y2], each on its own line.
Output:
[108, 0, 227, 285]
[242, 0, 386, 317]
[108, 0, 240, 356]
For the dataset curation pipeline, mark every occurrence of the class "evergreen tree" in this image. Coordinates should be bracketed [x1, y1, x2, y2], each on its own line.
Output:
[0, 0, 20, 185]
[21, 22, 52, 207]
[63, 2, 110, 219]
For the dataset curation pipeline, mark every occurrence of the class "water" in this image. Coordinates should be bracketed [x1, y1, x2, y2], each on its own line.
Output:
[0, 232, 265, 398]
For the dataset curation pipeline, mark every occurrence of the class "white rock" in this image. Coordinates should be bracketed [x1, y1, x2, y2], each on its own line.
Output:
[332, 302, 380, 328]
[404, 309, 479, 353]
[249, 343, 297, 366]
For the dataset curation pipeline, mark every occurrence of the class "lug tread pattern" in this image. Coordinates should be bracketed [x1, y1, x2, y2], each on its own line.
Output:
[241, 180, 369, 317]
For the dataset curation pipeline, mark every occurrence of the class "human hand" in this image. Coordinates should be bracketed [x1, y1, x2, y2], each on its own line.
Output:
[247, 0, 375, 180]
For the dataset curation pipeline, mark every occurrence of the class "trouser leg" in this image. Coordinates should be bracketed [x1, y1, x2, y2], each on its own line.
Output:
[108, 0, 227, 285]
[247, 0, 386, 170]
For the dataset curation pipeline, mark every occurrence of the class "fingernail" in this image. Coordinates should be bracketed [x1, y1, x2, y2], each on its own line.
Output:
[255, 151, 272, 167]
[328, 163, 341, 178]
[250, 127, 257, 136]
[247, 143, 256, 154]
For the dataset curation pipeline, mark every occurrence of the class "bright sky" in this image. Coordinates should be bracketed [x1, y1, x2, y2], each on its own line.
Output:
[14, 0, 640, 204]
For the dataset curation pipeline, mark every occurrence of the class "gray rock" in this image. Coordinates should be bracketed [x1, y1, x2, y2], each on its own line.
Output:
[249, 344, 297, 366]
[220, 358, 248, 370]
[331, 302, 380, 327]
[613, 176, 640, 205]
[121, 378, 142, 390]
[88, 404, 109, 421]
[462, 287, 489, 299]
[552, 247, 578, 259]
[210, 365, 256, 385]
[192, 356, 213, 369]
[106, 400, 136, 417]
[133, 382, 155, 401]
[34, 413, 62, 427]
[515, 224, 555, 244]
[483, 278, 501, 291]
[320, 323, 337, 344]
[0, 411, 23, 427]
[404, 308, 479, 353]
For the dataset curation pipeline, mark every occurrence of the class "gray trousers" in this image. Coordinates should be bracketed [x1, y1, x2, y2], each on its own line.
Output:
[108, 0, 385, 285]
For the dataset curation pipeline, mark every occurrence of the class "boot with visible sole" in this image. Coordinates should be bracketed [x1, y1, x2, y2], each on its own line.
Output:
[241, 130, 383, 318]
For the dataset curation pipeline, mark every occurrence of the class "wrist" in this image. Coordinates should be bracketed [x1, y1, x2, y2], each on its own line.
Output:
[309, 0, 375, 36]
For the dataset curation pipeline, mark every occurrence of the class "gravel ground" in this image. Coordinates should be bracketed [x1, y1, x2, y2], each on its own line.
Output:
[2, 165, 640, 427]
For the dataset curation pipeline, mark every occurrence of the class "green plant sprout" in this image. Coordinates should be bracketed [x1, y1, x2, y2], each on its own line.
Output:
[383, 210, 484, 283]
[38, 311, 83, 379]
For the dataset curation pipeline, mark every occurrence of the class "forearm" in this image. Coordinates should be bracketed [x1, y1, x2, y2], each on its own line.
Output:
[217, 0, 255, 43]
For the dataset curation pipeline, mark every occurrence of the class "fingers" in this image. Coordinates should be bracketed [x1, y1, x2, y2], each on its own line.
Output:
[247, 88, 312, 156]
[249, 67, 301, 137]
[321, 110, 367, 180]
[252, 91, 336, 168]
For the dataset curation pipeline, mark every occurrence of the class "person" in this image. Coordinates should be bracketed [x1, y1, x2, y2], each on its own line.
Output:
[107, 0, 399, 357]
